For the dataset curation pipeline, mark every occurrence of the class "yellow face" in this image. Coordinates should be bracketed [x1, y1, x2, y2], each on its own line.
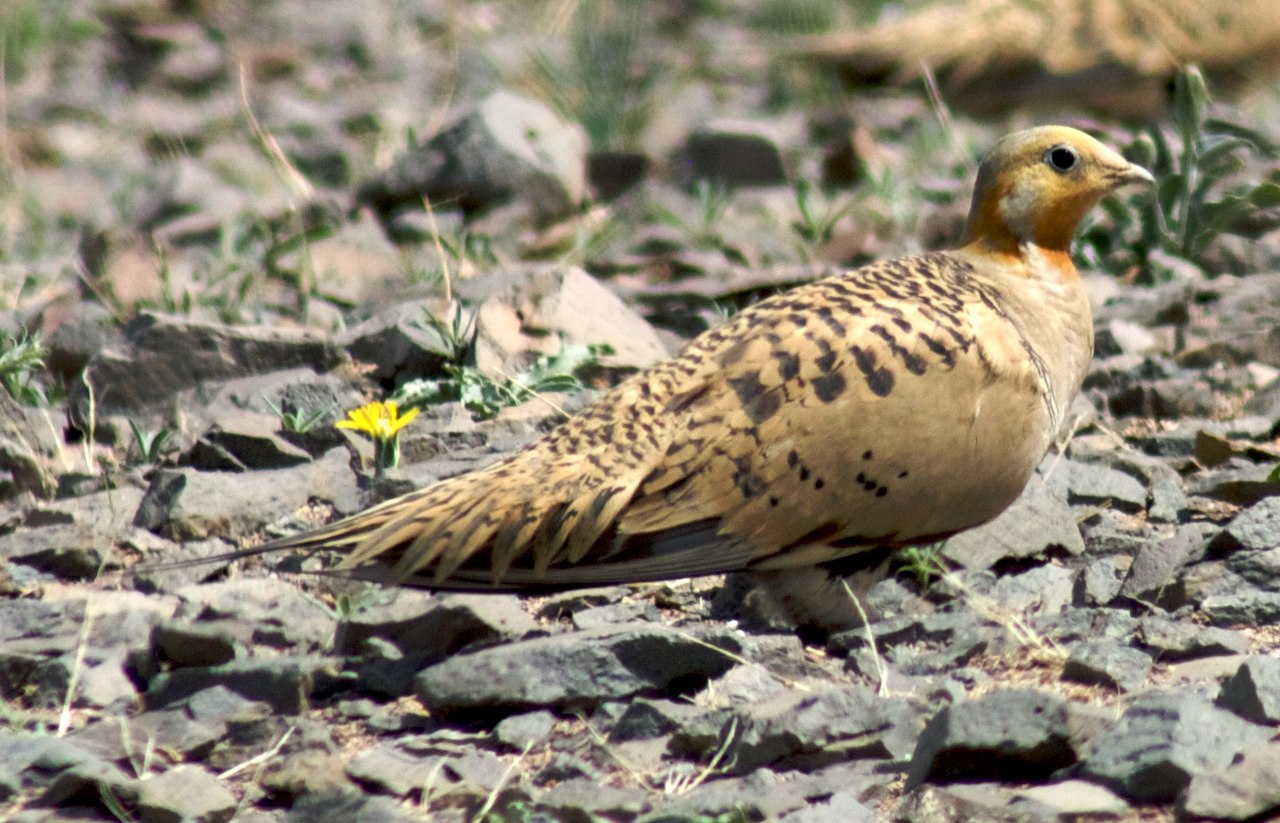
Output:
[962, 126, 1154, 255]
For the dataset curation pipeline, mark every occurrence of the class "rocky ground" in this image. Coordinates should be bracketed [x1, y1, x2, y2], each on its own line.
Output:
[3, 1, 1280, 821]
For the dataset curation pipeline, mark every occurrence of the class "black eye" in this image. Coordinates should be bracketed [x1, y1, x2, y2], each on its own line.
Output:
[1045, 146, 1077, 173]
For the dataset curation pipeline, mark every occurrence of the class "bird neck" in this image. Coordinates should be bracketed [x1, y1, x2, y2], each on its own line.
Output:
[959, 185, 1082, 279]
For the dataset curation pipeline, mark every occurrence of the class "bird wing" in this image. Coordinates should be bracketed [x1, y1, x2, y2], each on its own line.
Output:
[246, 252, 1040, 591]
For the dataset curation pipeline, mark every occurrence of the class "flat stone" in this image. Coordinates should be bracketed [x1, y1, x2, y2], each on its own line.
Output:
[724, 685, 918, 773]
[335, 589, 535, 658]
[539, 778, 651, 821]
[1119, 523, 1215, 604]
[185, 410, 312, 471]
[1043, 458, 1149, 514]
[285, 790, 421, 823]
[77, 311, 340, 414]
[1213, 497, 1280, 552]
[1216, 656, 1280, 724]
[133, 447, 354, 541]
[1080, 691, 1271, 802]
[135, 764, 236, 823]
[907, 688, 1075, 788]
[1182, 743, 1280, 820]
[1138, 616, 1249, 662]
[462, 265, 669, 377]
[173, 577, 336, 651]
[415, 624, 741, 715]
[145, 656, 339, 715]
[942, 483, 1084, 570]
[1014, 779, 1130, 816]
[357, 89, 586, 227]
[991, 563, 1077, 616]
[1061, 640, 1152, 692]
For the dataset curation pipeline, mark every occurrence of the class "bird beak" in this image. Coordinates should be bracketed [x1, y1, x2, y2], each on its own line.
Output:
[1110, 162, 1155, 188]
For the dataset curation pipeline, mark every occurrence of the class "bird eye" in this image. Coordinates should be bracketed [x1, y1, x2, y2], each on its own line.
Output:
[1045, 146, 1078, 173]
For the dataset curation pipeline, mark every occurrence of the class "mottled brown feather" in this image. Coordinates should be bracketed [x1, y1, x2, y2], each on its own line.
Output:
[183, 127, 1151, 625]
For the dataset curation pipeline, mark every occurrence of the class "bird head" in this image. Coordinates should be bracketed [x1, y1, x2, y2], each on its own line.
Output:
[961, 126, 1154, 257]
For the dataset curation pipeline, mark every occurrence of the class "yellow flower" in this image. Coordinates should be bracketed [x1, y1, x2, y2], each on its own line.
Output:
[336, 401, 419, 472]
[336, 401, 419, 442]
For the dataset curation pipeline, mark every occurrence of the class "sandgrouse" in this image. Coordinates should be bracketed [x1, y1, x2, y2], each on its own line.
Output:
[205, 126, 1153, 630]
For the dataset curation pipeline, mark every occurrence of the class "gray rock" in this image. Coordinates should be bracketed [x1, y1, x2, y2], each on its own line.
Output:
[346, 738, 508, 800]
[1042, 458, 1148, 514]
[185, 410, 312, 471]
[335, 589, 535, 658]
[1182, 743, 1280, 821]
[2, 485, 146, 580]
[76, 311, 340, 414]
[608, 697, 703, 743]
[174, 577, 336, 651]
[678, 118, 791, 187]
[1079, 691, 1270, 802]
[1138, 616, 1249, 661]
[942, 483, 1084, 570]
[1213, 496, 1280, 552]
[907, 689, 1075, 789]
[134, 764, 236, 823]
[991, 563, 1077, 616]
[415, 624, 742, 715]
[539, 778, 651, 821]
[776, 789, 875, 823]
[1217, 656, 1280, 724]
[357, 89, 587, 227]
[493, 710, 556, 751]
[0, 388, 54, 498]
[340, 296, 458, 385]
[152, 620, 241, 668]
[1118, 523, 1215, 604]
[1189, 464, 1280, 507]
[133, 447, 354, 541]
[725, 686, 917, 773]
[285, 790, 421, 823]
[145, 656, 339, 715]
[463, 265, 669, 377]
[1013, 779, 1131, 816]
[1061, 640, 1152, 692]
[1080, 555, 1129, 606]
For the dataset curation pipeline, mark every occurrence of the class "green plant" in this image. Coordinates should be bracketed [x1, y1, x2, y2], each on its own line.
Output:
[650, 180, 735, 249]
[264, 397, 331, 435]
[791, 178, 852, 250]
[1267, 463, 1280, 484]
[1084, 65, 1280, 279]
[532, 0, 654, 150]
[0, 330, 47, 405]
[396, 342, 613, 421]
[127, 420, 175, 465]
[414, 304, 477, 367]
[895, 541, 947, 590]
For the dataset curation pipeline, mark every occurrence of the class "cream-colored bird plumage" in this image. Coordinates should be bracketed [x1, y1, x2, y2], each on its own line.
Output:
[216, 127, 1152, 627]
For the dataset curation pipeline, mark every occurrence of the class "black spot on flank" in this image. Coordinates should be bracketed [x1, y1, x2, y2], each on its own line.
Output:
[769, 496, 780, 507]
[812, 373, 846, 403]
[918, 332, 955, 368]
[856, 472, 865, 483]
[816, 307, 846, 337]
[799, 467, 810, 481]
[814, 350, 837, 374]
[863, 450, 873, 460]
[898, 470, 909, 478]
[718, 342, 750, 368]
[892, 317, 913, 333]
[773, 350, 801, 381]
[864, 480, 876, 491]
[876, 487, 888, 497]
[728, 372, 782, 425]
[788, 450, 799, 468]
[815, 478, 825, 490]
[850, 346, 894, 397]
